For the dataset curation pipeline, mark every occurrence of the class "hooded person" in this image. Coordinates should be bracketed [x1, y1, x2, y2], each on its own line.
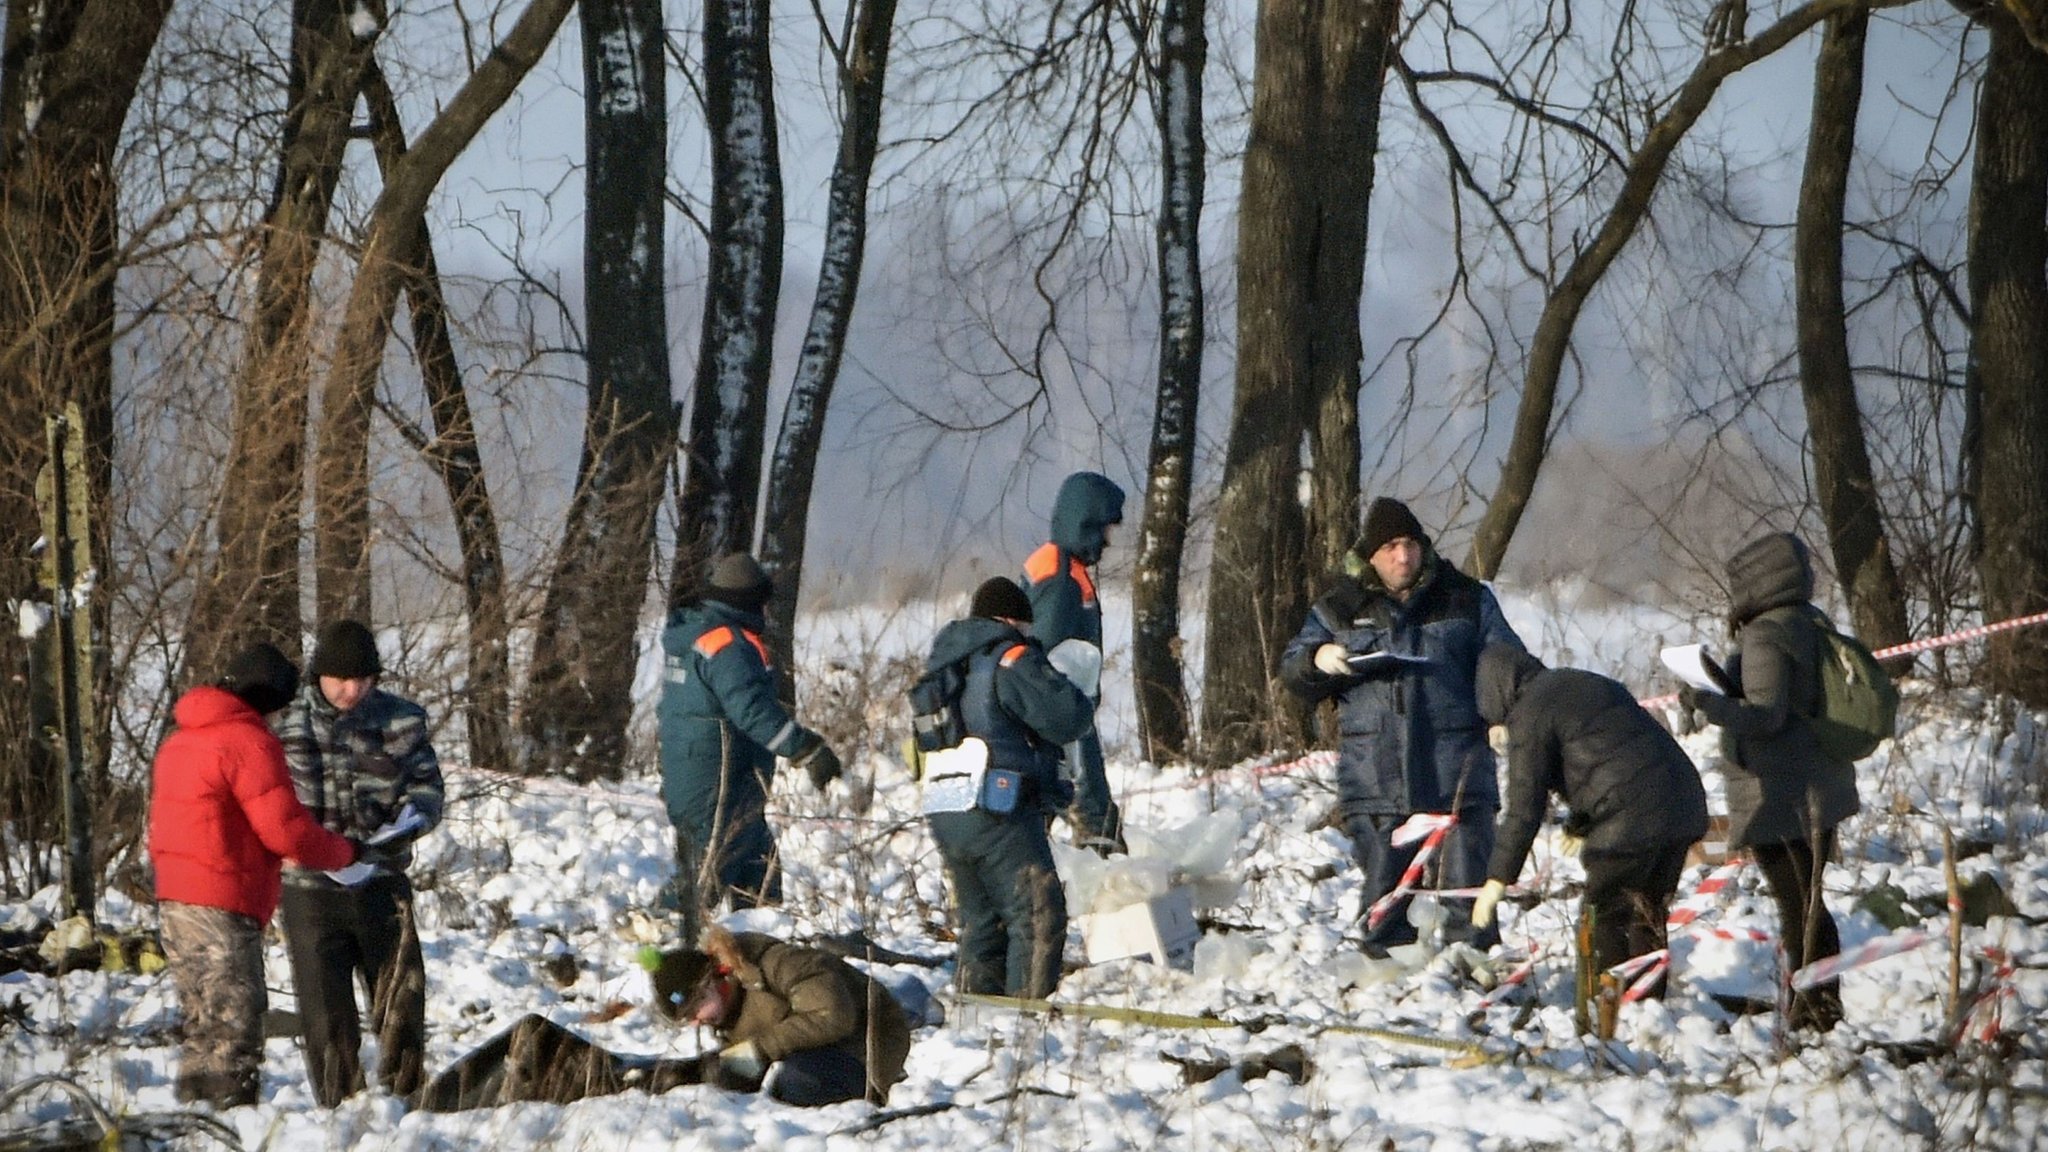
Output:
[1019, 471, 1127, 853]
[657, 553, 842, 917]
[1677, 531, 1858, 1031]
[149, 642, 359, 1108]
[1279, 497, 1527, 953]
[274, 618, 446, 1107]
[646, 925, 913, 1107]
[918, 577, 1094, 997]
[1470, 645, 1709, 995]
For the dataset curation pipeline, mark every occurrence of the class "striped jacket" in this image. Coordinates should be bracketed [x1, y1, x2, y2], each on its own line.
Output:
[276, 683, 444, 886]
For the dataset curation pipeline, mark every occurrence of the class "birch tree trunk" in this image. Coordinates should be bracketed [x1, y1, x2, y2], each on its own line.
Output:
[673, 0, 783, 607]
[523, 0, 676, 780]
[1131, 0, 1206, 763]
[759, 0, 897, 701]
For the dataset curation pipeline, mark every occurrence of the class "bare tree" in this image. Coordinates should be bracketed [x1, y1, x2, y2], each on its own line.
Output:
[183, 0, 384, 681]
[0, 0, 174, 883]
[1130, 0, 1205, 762]
[1468, 0, 1898, 580]
[360, 60, 517, 776]
[759, 0, 899, 701]
[312, 0, 576, 628]
[1201, 0, 1400, 764]
[1964, 2, 2048, 704]
[524, 0, 677, 780]
[1792, 5, 1912, 660]
[673, 0, 782, 605]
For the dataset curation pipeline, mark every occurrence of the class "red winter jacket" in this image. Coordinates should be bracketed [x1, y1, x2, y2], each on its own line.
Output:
[149, 686, 355, 922]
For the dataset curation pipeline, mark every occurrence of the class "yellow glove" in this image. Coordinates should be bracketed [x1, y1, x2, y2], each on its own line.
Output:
[1314, 644, 1353, 676]
[900, 735, 926, 780]
[1470, 879, 1509, 930]
[1559, 832, 1584, 857]
[718, 1040, 768, 1080]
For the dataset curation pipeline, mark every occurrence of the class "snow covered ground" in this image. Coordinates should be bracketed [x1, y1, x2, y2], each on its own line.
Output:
[3, 590, 2045, 1150]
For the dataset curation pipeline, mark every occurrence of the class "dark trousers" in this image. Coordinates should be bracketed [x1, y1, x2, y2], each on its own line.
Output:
[1753, 832, 1845, 1030]
[1347, 807, 1498, 951]
[930, 809, 1068, 998]
[279, 874, 428, 1107]
[1580, 840, 1692, 997]
[770, 1046, 870, 1107]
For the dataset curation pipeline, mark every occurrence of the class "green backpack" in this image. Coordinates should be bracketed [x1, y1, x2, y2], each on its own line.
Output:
[1809, 618, 1899, 761]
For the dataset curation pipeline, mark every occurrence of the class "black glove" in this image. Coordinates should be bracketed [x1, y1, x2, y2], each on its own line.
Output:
[1678, 685, 1731, 725]
[344, 837, 385, 869]
[793, 739, 843, 790]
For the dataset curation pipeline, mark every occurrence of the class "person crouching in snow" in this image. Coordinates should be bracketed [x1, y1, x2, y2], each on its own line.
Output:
[148, 642, 359, 1108]
[1470, 644, 1709, 996]
[920, 577, 1094, 999]
[647, 926, 912, 1107]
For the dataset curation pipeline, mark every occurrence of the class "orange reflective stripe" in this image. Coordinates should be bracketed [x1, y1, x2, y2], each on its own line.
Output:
[1000, 644, 1029, 667]
[1070, 557, 1096, 605]
[1023, 543, 1062, 585]
[693, 625, 772, 668]
[740, 630, 771, 666]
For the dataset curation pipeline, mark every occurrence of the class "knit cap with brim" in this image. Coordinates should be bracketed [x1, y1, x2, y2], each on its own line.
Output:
[705, 553, 773, 612]
[221, 642, 300, 715]
[969, 576, 1034, 623]
[1355, 497, 1427, 559]
[307, 619, 382, 679]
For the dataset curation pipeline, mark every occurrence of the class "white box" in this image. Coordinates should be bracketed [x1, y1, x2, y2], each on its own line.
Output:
[1079, 887, 1199, 970]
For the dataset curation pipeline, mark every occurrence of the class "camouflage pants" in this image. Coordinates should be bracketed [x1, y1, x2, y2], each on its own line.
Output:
[158, 901, 265, 1108]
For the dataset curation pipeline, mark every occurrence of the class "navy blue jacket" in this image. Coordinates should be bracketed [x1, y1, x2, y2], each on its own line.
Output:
[1280, 550, 1525, 817]
[924, 617, 1093, 812]
[1022, 472, 1125, 658]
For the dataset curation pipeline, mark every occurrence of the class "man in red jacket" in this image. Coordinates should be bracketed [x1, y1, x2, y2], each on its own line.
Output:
[149, 642, 357, 1109]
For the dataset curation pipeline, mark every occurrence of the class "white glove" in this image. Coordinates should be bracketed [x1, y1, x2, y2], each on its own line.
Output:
[1470, 878, 1508, 930]
[1487, 725, 1510, 757]
[1314, 644, 1353, 676]
[1047, 639, 1103, 697]
[717, 1040, 768, 1080]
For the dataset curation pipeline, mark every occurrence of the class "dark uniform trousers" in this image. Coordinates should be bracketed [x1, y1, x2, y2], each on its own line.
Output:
[280, 872, 428, 1106]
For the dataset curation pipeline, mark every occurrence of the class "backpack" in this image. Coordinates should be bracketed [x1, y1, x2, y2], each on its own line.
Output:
[908, 663, 968, 753]
[1809, 621, 1899, 761]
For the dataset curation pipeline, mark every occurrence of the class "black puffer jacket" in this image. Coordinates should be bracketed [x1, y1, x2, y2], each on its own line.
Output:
[1476, 647, 1708, 883]
[1694, 533, 1860, 847]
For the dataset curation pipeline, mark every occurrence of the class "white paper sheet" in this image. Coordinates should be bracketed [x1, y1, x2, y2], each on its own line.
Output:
[324, 804, 427, 887]
[1345, 650, 1431, 672]
[1660, 643, 1733, 694]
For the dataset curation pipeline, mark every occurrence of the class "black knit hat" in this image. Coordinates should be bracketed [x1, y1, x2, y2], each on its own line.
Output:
[648, 948, 717, 1021]
[970, 576, 1034, 623]
[308, 619, 382, 679]
[1356, 497, 1427, 559]
[220, 642, 300, 716]
[705, 553, 773, 612]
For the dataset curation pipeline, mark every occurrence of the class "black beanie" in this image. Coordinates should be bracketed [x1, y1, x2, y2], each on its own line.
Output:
[1356, 497, 1427, 559]
[308, 619, 382, 679]
[970, 576, 1034, 623]
[705, 553, 773, 612]
[221, 642, 300, 716]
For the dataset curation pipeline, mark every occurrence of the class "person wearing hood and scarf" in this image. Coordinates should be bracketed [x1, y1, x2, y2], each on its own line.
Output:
[149, 642, 359, 1109]
[920, 577, 1094, 997]
[1020, 471, 1127, 854]
[1470, 645, 1708, 994]
[658, 553, 842, 914]
[1678, 531, 1859, 1031]
[1280, 497, 1527, 952]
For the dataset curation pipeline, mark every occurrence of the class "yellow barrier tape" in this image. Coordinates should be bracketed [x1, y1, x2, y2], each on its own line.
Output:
[954, 993, 1505, 1063]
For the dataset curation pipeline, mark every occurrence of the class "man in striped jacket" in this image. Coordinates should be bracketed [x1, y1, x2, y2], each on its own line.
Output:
[276, 619, 444, 1107]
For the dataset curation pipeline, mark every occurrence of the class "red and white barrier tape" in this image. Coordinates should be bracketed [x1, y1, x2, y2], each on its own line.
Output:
[1790, 929, 1936, 991]
[1365, 814, 1457, 929]
[1958, 948, 2018, 1045]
